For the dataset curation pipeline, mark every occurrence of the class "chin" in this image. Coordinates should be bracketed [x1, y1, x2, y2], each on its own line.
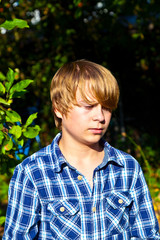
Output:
[84, 136, 103, 146]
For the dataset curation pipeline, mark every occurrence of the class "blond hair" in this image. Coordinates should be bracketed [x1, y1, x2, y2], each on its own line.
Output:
[50, 60, 119, 129]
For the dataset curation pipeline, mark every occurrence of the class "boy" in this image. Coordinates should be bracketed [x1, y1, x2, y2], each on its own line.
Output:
[3, 60, 160, 239]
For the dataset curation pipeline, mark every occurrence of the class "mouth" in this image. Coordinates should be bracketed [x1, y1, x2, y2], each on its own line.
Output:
[89, 128, 104, 134]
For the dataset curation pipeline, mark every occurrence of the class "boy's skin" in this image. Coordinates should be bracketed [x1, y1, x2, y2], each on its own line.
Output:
[55, 89, 111, 189]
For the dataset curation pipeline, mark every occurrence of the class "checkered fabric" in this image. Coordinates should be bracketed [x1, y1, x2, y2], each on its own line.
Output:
[3, 133, 160, 239]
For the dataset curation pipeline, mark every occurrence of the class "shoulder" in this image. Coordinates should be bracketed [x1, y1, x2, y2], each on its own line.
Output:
[104, 140, 141, 172]
[14, 134, 61, 179]
[16, 144, 51, 169]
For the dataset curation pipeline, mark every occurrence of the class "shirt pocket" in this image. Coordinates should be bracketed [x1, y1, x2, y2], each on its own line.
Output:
[104, 192, 133, 236]
[47, 199, 81, 240]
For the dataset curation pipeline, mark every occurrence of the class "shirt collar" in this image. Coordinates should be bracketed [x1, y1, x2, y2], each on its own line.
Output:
[51, 133, 124, 173]
[50, 132, 66, 172]
[97, 139, 124, 169]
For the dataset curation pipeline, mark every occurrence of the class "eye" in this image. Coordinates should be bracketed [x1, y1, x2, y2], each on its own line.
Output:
[84, 105, 94, 109]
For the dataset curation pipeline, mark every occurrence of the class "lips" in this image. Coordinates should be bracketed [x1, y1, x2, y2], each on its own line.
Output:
[89, 128, 104, 134]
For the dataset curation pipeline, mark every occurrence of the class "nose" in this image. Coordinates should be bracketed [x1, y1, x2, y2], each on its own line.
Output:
[92, 105, 105, 122]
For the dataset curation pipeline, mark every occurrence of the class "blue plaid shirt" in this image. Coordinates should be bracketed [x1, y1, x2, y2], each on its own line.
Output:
[3, 133, 160, 240]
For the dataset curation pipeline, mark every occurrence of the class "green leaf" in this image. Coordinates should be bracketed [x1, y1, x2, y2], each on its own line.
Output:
[113, 0, 125, 5]
[2, 138, 13, 152]
[0, 72, 6, 81]
[16, 153, 25, 160]
[156, 168, 160, 177]
[25, 113, 38, 128]
[0, 18, 29, 30]
[16, 139, 24, 147]
[0, 216, 6, 225]
[9, 125, 22, 139]
[0, 82, 5, 95]
[73, 0, 81, 5]
[9, 80, 33, 96]
[6, 68, 15, 82]
[75, 9, 82, 18]
[0, 97, 10, 106]
[132, 33, 144, 40]
[0, 131, 5, 144]
[0, 110, 5, 117]
[12, 90, 27, 98]
[5, 68, 15, 92]
[6, 110, 21, 123]
[23, 125, 41, 139]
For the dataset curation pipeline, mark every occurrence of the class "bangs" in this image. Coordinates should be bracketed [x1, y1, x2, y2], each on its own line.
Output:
[77, 66, 119, 110]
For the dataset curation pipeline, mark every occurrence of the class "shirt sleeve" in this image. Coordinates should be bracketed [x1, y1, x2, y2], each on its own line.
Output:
[2, 164, 41, 240]
[130, 165, 160, 239]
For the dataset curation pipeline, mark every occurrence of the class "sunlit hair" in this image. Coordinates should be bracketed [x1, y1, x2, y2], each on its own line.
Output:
[50, 59, 120, 129]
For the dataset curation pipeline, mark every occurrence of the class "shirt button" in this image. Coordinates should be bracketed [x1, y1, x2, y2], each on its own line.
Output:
[118, 199, 123, 204]
[77, 175, 83, 180]
[92, 207, 96, 213]
[60, 207, 65, 212]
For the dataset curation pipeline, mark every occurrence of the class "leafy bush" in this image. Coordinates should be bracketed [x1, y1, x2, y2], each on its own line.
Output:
[119, 131, 160, 201]
[0, 68, 40, 173]
[0, 19, 41, 227]
[0, 67, 41, 225]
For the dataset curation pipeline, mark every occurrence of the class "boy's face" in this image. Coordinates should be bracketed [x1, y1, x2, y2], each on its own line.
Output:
[55, 89, 112, 148]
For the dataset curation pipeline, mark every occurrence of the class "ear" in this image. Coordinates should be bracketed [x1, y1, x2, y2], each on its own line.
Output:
[54, 108, 62, 119]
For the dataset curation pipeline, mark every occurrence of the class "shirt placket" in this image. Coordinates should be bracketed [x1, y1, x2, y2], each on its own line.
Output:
[72, 169, 96, 240]
[92, 169, 103, 240]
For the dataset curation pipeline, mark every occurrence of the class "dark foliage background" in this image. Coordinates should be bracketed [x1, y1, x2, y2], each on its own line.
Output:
[1, 0, 160, 144]
[0, 0, 160, 232]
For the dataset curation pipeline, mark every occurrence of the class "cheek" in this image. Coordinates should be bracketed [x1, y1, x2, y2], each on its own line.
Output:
[105, 112, 112, 123]
[63, 111, 84, 127]
[71, 109, 87, 121]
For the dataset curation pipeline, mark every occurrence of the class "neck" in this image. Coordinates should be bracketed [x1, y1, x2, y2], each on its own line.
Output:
[58, 132, 104, 188]
[58, 133, 103, 164]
